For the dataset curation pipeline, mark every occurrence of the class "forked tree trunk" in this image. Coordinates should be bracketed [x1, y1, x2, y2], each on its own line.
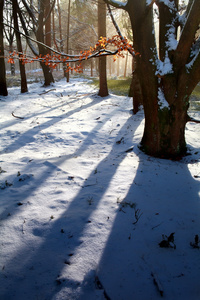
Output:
[0, 0, 8, 96]
[125, 0, 200, 159]
[105, 0, 200, 158]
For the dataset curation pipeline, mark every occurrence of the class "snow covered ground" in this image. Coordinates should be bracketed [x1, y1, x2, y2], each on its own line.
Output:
[0, 77, 200, 300]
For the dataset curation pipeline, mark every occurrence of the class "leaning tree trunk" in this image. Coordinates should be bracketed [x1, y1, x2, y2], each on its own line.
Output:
[0, 0, 8, 96]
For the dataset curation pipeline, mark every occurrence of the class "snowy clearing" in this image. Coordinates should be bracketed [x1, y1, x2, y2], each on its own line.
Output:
[0, 77, 200, 300]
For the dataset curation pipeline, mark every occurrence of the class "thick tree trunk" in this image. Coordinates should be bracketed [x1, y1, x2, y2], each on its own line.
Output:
[0, 0, 8, 96]
[98, 0, 108, 97]
[140, 92, 188, 159]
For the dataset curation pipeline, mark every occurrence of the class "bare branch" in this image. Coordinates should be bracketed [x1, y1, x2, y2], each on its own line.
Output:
[174, 0, 200, 68]
[43, 0, 56, 25]
[103, 0, 127, 10]
[21, 0, 37, 26]
[107, 3, 135, 56]
[187, 114, 200, 123]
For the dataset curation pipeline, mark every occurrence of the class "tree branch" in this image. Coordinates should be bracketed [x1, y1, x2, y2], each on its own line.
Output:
[103, 0, 127, 10]
[43, 0, 56, 25]
[21, 0, 37, 26]
[107, 3, 135, 57]
[187, 114, 200, 123]
[186, 48, 200, 96]
[174, 0, 200, 68]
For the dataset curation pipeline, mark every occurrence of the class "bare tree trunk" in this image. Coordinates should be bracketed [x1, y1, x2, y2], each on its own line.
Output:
[57, 0, 67, 77]
[66, 0, 71, 82]
[13, 0, 28, 93]
[98, 0, 108, 97]
[9, 44, 15, 76]
[0, 0, 7, 96]
[124, 52, 128, 77]
[36, 0, 54, 86]
[129, 57, 143, 114]
[44, 0, 51, 49]
[91, 58, 93, 77]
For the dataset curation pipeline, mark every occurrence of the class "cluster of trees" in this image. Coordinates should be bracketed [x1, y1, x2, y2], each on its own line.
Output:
[0, 0, 200, 159]
[1, 0, 116, 93]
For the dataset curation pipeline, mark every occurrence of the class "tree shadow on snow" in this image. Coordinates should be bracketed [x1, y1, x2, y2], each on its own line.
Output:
[92, 150, 200, 300]
[0, 92, 100, 155]
[0, 103, 115, 221]
[0, 114, 143, 300]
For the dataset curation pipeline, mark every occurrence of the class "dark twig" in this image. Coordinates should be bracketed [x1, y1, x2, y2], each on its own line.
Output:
[12, 112, 24, 119]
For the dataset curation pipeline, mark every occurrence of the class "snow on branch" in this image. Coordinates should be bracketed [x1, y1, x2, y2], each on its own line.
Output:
[165, 25, 178, 51]
[103, 0, 127, 10]
[156, 53, 173, 77]
[158, 0, 177, 10]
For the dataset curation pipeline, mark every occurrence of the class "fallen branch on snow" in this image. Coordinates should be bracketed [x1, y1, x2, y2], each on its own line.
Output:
[39, 88, 56, 95]
[187, 115, 200, 123]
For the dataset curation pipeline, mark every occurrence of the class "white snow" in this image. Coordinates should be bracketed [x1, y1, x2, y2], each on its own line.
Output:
[156, 53, 173, 76]
[165, 25, 178, 51]
[0, 77, 200, 300]
[106, 0, 127, 8]
[159, 0, 176, 10]
[146, 0, 152, 5]
[158, 87, 169, 109]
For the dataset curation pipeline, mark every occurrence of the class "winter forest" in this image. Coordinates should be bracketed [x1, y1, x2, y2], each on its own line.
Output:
[0, 0, 200, 299]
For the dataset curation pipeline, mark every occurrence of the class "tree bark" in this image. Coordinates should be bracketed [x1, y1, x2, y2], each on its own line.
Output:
[0, 0, 8, 96]
[98, 0, 109, 97]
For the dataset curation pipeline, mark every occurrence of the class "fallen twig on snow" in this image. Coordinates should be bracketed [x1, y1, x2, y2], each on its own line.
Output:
[22, 219, 26, 234]
[39, 88, 56, 95]
[133, 208, 143, 224]
[151, 271, 164, 296]
[95, 276, 111, 300]
[12, 112, 24, 119]
[187, 114, 200, 123]
[190, 234, 200, 249]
